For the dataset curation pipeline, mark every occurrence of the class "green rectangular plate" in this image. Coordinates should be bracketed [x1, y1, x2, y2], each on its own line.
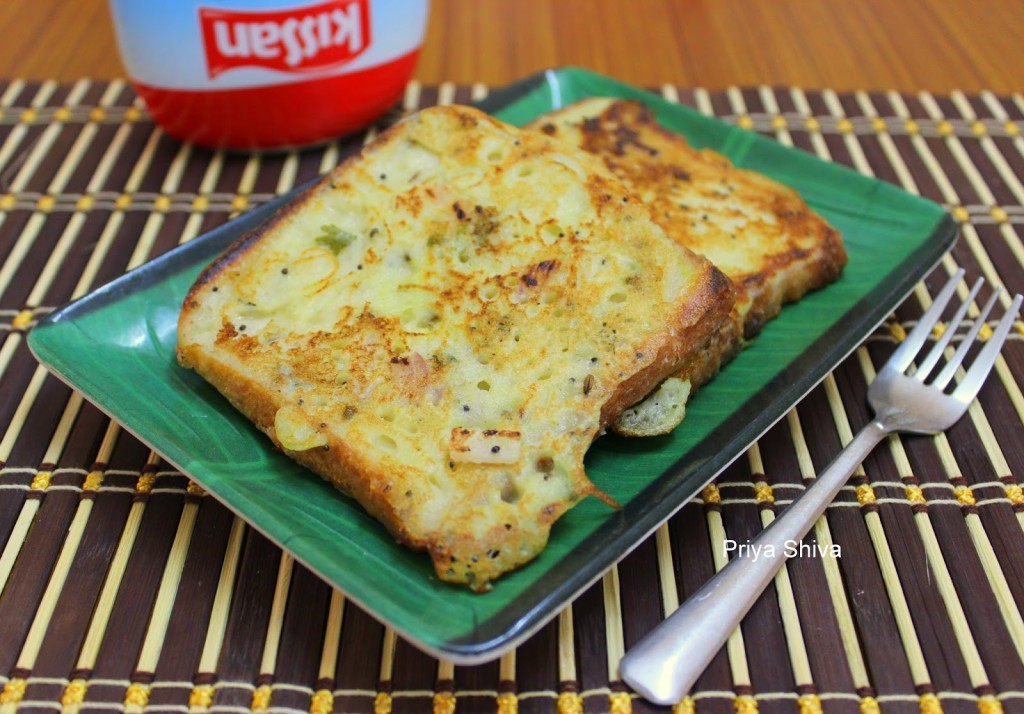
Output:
[29, 68, 956, 664]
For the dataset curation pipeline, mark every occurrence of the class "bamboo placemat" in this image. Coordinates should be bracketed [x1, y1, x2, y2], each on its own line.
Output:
[1, 78, 1024, 714]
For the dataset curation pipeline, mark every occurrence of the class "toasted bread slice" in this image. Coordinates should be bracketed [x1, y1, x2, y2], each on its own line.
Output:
[529, 98, 847, 339]
[177, 105, 735, 590]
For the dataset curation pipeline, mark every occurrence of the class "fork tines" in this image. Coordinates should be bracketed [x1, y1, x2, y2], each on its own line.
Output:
[890, 268, 1022, 400]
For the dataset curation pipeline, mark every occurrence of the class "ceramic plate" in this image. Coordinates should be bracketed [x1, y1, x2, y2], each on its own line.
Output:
[28, 68, 956, 663]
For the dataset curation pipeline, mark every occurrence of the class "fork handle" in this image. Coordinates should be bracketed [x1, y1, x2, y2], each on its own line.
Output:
[620, 419, 890, 705]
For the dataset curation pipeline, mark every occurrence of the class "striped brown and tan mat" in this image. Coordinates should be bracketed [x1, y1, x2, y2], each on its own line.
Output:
[2, 78, 1024, 714]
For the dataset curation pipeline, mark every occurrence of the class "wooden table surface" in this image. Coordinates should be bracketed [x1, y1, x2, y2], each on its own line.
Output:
[0, 0, 1022, 93]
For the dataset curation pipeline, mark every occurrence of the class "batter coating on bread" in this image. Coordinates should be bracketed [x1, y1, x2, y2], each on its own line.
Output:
[177, 105, 735, 590]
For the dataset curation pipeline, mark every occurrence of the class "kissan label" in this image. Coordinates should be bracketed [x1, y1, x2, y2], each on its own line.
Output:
[108, 0, 428, 91]
[199, 0, 371, 78]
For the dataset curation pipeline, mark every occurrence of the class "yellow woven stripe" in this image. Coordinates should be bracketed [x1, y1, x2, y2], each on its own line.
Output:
[0, 679, 26, 705]
[890, 322, 908, 341]
[374, 691, 392, 714]
[12, 309, 32, 330]
[951, 206, 970, 223]
[31, 471, 52, 490]
[82, 471, 104, 491]
[432, 691, 455, 714]
[673, 697, 696, 714]
[496, 691, 518, 714]
[189, 684, 215, 709]
[702, 483, 722, 505]
[136, 474, 156, 494]
[1005, 483, 1024, 506]
[798, 694, 823, 714]
[754, 483, 775, 504]
[955, 486, 977, 507]
[34, 679, 1024, 714]
[124, 683, 150, 707]
[557, 691, 583, 714]
[309, 689, 333, 714]
[609, 691, 632, 713]
[905, 484, 927, 505]
[978, 695, 1003, 714]
[251, 684, 272, 711]
[5, 96, 1007, 138]
[735, 694, 759, 713]
[859, 696, 881, 714]
[918, 692, 942, 713]
[856, 484, 877, 505]
[61, 679, 88, 706]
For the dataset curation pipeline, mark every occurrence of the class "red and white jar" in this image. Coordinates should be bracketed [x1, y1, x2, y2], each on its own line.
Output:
[108, 0, 429, 149]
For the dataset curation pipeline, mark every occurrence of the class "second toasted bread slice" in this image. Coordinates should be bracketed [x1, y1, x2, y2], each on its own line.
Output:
[530, 98, 847, 340]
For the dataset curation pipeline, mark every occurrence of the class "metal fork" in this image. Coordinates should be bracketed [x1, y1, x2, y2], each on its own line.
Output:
[620, 269, 1023, 705]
